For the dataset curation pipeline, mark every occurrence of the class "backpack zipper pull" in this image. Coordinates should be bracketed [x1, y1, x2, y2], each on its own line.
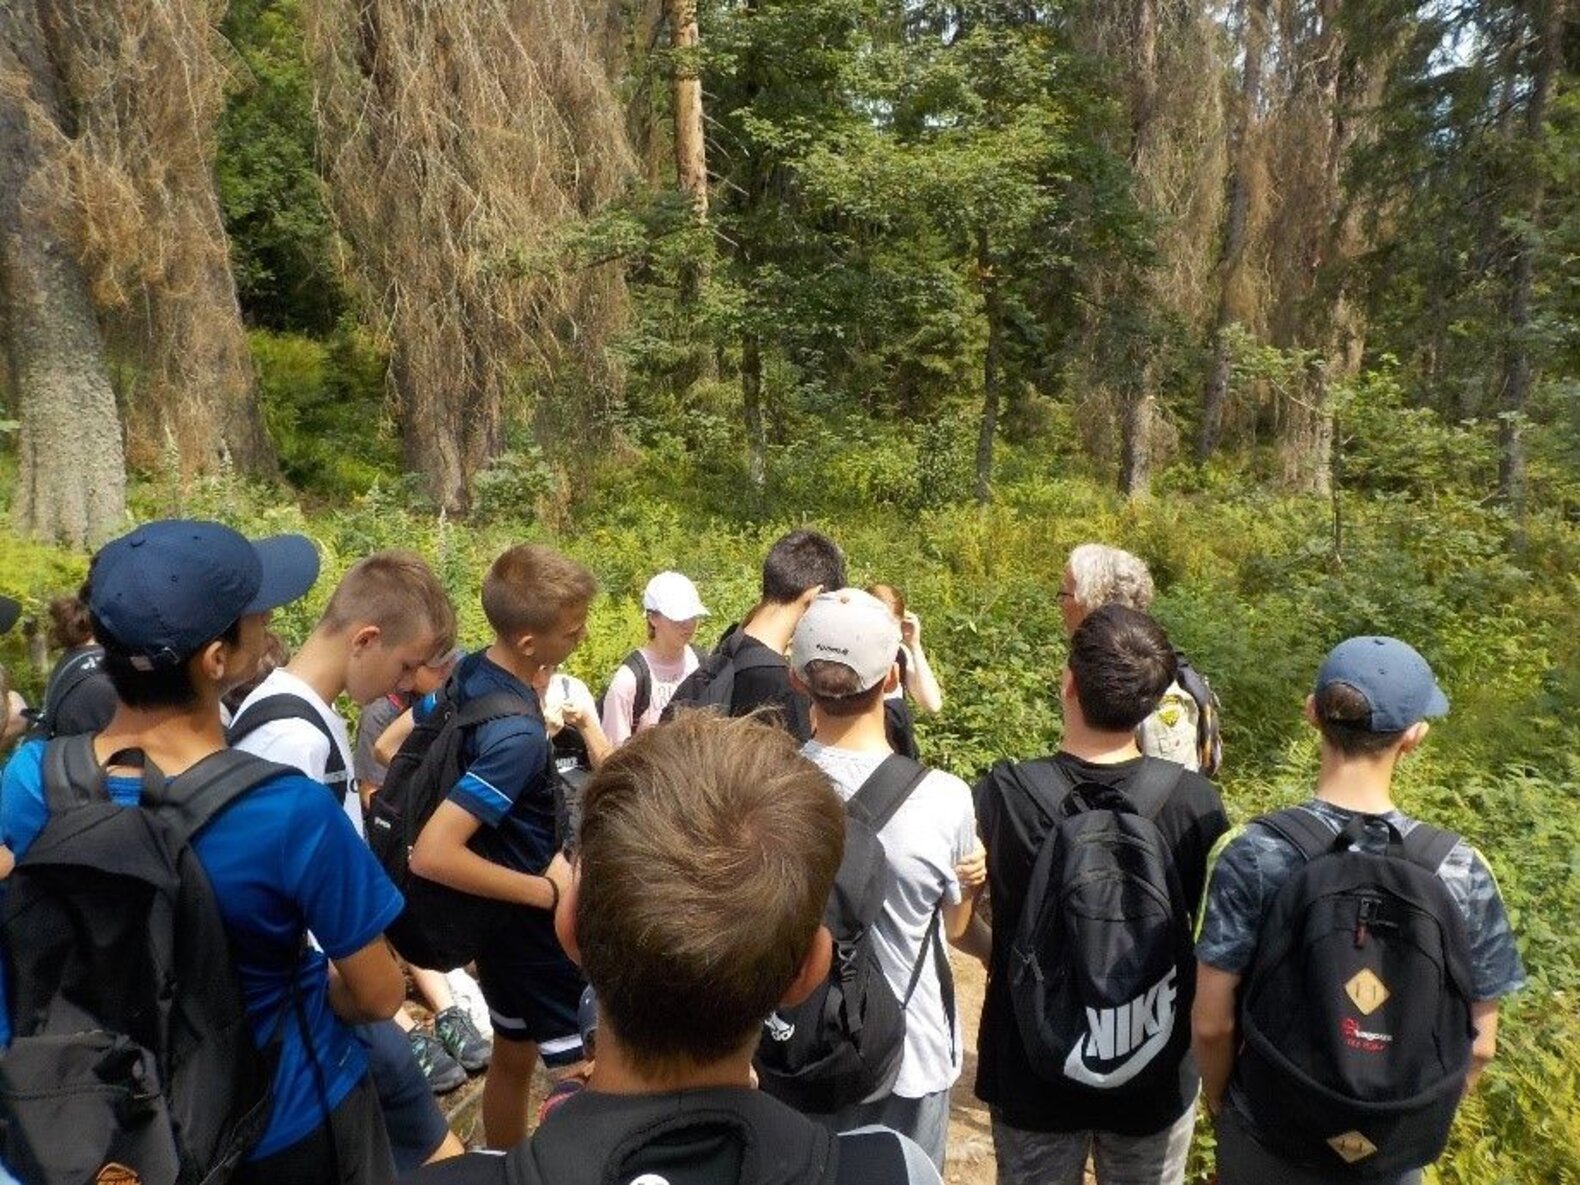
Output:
[1355, 897, 1377, 948]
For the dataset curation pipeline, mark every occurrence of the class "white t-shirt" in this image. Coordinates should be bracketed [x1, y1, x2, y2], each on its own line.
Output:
[599, 647, 700, 745]
[231, 668, 363, 837]
[801, 740, 977, 1099]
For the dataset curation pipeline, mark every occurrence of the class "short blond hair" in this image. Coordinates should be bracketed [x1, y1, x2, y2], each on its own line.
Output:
[322, 551, 456, 654]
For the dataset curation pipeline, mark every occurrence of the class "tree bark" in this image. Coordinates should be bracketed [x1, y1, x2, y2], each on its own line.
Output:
[0, 0, 127, 549]
[1114, 0, 1158, 499]
[974, 226, 1001, 505]
[668, 0, 708, 220]
[1119, 365, 1155, 498]
[1497, 0, 1563, 526]
[1199, 0, 1267, 461]
[742, 329, 766, 488]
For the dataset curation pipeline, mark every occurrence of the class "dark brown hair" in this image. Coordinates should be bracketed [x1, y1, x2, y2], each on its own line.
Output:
[481, 544, 596, 638]
[1313, 681, 1408, 757]
[799, 658, 886, 718]
[866, 583, 905, 621]
[1067, 604, 1177, 732]
[46, 582, 94, 651]
[761, 530, 844, 604]
[575, 711, 845, 1070]
[321, 551, 456, 654]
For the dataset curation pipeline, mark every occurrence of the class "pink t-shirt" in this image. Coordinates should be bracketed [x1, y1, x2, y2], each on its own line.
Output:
[599, 646, 700, 745]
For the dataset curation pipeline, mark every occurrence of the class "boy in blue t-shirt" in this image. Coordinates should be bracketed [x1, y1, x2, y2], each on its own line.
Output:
[388, 543, 597, 1149]
[0, 521, 406, 1185]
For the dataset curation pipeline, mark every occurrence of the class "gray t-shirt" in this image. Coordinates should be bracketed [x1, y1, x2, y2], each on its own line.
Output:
[354, 693, 406, 790]
[801, 741, 977, 1099]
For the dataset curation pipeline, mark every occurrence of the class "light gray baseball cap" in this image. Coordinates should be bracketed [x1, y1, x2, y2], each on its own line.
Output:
[791, 588, 901, 693]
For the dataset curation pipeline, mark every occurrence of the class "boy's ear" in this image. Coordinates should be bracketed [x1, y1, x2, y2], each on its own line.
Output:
[780, 925, 832, 1009]
[788, 667, 809, 696]
[553, 862, 582, 968]
[1398, 720, 1430, 755]
[350, 624, 382, 652]
[1303, 693, 1320, 730]
[882, 663, 901, 694]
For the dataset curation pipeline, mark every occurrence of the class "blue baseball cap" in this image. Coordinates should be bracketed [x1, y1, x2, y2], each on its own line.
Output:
[1315, 636, 1449, 732]
[89, 520, 319, 669]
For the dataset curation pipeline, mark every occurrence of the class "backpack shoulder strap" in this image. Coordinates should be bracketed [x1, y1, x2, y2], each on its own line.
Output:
[723, 631, 785, 674]
[1254, 806, 1336, 864]
[228, 692, 347, 785]
[456, 689, 543, 730]
[155, 749, 299, 844]
[1123, 757, 1186, 820]
[624, 650, 652, 723]
[847, 755, 929, 833]
[1400, 821, 1460, 876]
[1002, 756, 1079, 821]
[41, 733, 111, 815]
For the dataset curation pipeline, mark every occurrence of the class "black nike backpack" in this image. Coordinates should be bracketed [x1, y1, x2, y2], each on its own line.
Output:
[0, 738, 290, 1185]
[1006, 757, 1193, 1101]
[23, 645, 109, 740]
[1232, 808, 1475, 1177]
[754, 755, 952, 1114]
[365, 675, 546, 970]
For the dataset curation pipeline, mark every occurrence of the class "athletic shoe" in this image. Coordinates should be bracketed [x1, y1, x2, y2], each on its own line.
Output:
[434, 1005, 493, 1073]
[408, 1028, 467, 1094]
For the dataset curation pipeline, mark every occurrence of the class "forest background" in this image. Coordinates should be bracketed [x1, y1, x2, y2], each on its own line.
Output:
[0, 1, 1576, 1180]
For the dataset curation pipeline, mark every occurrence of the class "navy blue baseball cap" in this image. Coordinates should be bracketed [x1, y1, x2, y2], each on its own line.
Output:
[89, 520, 319, 669]
[1315, 636, 1449, 732]
[0, 595, 18, 634]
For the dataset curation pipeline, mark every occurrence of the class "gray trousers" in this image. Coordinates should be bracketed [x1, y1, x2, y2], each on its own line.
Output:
[992, 1105, 1194, 1185]
[816, 1089, 951, 1173]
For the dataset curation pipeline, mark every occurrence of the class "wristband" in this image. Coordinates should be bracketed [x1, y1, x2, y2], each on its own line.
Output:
[541, 874, 561, 913]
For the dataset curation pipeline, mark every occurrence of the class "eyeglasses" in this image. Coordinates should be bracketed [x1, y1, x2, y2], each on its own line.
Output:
[1056, 590, 1074, 601]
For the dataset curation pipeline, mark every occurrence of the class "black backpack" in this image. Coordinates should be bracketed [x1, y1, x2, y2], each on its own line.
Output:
[23, 645, 109, 740]
[661, 628, 783, 721]
[365, 675, 546, 971]
[227, 692, 352, 806]
[0, 737, 291, 1185]
[412, 1086, 916, 1185]
[1173, 650, 1223, 778]
[597, 649, 652, 726]
[1232, 808, 1475, 1177]
[754, 755, 950, 1114]
[1006, 757, 1192, 1100]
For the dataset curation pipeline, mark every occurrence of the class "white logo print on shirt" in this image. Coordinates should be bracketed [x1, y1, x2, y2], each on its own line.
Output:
[1062, 967, 1177, 1088]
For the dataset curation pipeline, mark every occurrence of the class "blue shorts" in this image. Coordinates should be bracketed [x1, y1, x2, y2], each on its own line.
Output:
[355, 1020, 450, 1172]
[474, 912, 586, 1066]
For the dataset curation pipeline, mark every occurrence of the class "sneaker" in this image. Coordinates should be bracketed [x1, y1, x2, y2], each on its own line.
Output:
[408, 1028, 467, 1094]
[434, 1005, 493, 1074]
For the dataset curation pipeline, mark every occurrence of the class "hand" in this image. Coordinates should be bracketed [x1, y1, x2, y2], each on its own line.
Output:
[955, 844, 987, 891]
[900, 611, 921, 646]
[3, 690, 29, 746]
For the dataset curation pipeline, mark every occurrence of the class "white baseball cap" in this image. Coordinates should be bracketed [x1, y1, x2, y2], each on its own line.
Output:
[791, 589, 901, 693]
[643, 571, 709, 622]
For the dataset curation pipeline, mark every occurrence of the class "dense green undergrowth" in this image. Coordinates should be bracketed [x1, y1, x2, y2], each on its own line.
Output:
[2, 431, 1577, 1184]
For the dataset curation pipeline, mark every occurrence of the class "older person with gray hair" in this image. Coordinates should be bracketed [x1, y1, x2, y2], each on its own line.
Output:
[1058, 544, 1222, 776]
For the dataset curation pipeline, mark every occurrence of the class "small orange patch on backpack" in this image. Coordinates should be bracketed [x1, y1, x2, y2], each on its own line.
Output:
[96, 1164, 142, 1185]
[1327, 1131, 1379, 1163]
[1345, 968, 1390, 1015]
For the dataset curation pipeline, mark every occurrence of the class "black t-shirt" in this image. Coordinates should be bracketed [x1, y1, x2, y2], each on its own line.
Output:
[973, 752, 1229, 1135]
[727, 636, 812, 743]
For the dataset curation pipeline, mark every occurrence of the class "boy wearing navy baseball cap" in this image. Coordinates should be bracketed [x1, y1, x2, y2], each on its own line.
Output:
[0, 521, 408, 1185]
[1193, 637, 1526, 1185]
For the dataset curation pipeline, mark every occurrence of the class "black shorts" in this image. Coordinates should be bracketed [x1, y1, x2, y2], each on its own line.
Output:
[357, 1019, 451, 1172]
[233, 1073, 392, 1185]
[474, 911, 586, 1066]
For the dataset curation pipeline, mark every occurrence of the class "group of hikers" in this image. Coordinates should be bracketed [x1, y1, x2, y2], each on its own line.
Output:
[0, 521, 1524, 1185]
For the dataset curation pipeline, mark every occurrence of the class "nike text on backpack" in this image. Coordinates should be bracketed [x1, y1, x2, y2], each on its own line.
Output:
[1232, 809, 1474, 1177]
[365, 675, 547, 971]
[0, 738, 292, 1185]
[227, 692, 352, 804]
[23, 645, 105, 740]
[660, 628, 783, 721]
[754, 755, 953, 1114]
[1006, 758, 1193, 1098]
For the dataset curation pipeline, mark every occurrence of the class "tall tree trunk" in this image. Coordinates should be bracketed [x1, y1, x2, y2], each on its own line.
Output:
[1115, 0, 1159, 498]
[974, 226, 1001, 505]
[1498, 0, 1563, 527]
[0, 0, 126, 548]
[668, 0, 708, 220]
[1199, 0, 1268, 461]
[1120, 366, 1155, 498]
[742, 329, 767, 488]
